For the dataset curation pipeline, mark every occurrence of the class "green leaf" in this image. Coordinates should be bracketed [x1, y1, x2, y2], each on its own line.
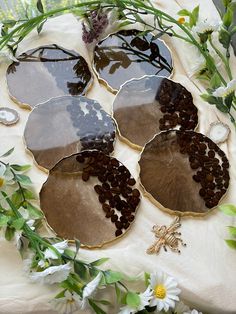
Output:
[74, 239, 80, 257]
[91, 258, 109, 267]
[201, 94, 219, 105]
[74, 261, 88, 281]
[88, 299, 106, 314]
[144, 272, 150, 287]
[11, 217, 25, 230]
[15, 174, 32, 185]
[11, 190, 24, 208]
[126, 292, 141, 308]
[11, 164, 31, 172]
[225, 239, 236, 249]
[1, 148, 14, 158]
[115, 283, 122, 303]
[63, 248, 76, 260]
[5, 226, 15, 241]
[219, 204, 236, 216]
[219, 27, 231, 49]
[36, 0, 44, 13]
[26, 202, 43, 219]
[223, 8, 233, 28]
[2, 19, 17, 28]
[93, 300, 111, 305]
[104, 270, 123, 284]
[228, 226, 236, 237]
[37, 19, 47, 34]
[192, 6, 199, 23]
[177, 9, 191, 16]
[210, 73, 222, 89]
[0, 215, 10, 227]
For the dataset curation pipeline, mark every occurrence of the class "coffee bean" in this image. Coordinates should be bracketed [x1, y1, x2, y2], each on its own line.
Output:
[115, 229, 123, 237]
[82, 171, 90, 182]
[115, 221, 123, 229]
[94, 185, 103, 195]
[102, 203, 111, 213]
[76, 155, 85, 163]
[99, 195, 106, 203]
[111, 214, 118, 222]
[132, 189, 140, 198]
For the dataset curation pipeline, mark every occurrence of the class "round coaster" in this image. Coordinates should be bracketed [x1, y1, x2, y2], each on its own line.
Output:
[93, 29, 173, 92]
[139, 130, 230, 216]
[24, 96, 116, 170]
[208, 121, 230, 144]
[40, 150, 141, 248]
[113, 76, 198, 150]
[0, 107, 19, 125]
[7, 44, 93, 109]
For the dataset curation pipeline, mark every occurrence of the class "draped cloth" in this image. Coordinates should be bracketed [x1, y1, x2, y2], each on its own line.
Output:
[0, 1, 236, 313]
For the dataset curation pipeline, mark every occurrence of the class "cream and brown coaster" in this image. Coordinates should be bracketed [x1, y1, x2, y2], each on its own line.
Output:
[93, 29, 173, 93]
[40, 150, 141, 248]
[24, 96, 116, 170]
[113, 76, 198, 150]
[139, 130, 230, 216]
[7, 44, 93, 109]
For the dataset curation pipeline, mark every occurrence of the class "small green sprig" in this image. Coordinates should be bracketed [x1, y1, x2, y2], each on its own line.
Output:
[219, 204, 236, 250]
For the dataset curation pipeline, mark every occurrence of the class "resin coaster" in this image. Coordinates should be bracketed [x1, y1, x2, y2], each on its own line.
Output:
[113, 76, 198, 150]
[93, 30, 173, 92]
[24, 96, 116, 170]
[7, 44, 93, 109]
[139, 130, 230, 216]
[40, 151, 141, 247]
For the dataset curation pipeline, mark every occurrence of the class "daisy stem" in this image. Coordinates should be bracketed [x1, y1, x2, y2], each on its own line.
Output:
[208, 37, 233, 81]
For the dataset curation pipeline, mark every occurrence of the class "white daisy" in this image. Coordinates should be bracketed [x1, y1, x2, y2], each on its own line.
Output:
[184, 310, 203, 314]
[79, 272, 103, 309]
[149, 271, 181, 312]
[14, 230, 23, 250]
[29, 262, 72, 284]
[212, 79, 236, 97]
[51, 291, 82, 314]
[0, 164, 14, 189]
[118, 287, 153, 314]
[193, 19, 220, 35]
[38, 259, 46, 268]
[44, 240, 68, 260]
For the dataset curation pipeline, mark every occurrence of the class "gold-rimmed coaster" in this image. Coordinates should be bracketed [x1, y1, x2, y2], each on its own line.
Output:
[93, 29, 173, 93]
[24, 96, 116, 170]
[40, 151, 141, 248]
[139, 130, 230, 217]
[7, 44, 93, 109]
[113, 75, 198, 151]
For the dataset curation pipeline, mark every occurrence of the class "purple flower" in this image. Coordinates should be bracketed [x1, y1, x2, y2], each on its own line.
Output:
[82, 10, 109, 44]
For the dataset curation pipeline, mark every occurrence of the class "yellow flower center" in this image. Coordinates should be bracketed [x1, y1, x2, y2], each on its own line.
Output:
[154, 284, 166, 299]
[0, 177, 4, 188]
[178, 17, 185, 24]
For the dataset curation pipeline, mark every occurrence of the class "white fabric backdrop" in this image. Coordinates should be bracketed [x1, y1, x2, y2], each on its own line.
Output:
[0, 0, 236, 313]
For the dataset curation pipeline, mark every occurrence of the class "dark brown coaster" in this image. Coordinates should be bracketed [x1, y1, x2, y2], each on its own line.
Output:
[7, 44, 93, 109]
[24, 96, 116, 170]
[93, 29, 172, 92]
[113, 76, 198, 149]
[40, 150, 141, 247]
[139, 130, 230, 216]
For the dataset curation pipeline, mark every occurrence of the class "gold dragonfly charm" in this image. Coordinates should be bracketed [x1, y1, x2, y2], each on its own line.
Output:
[147, 216, 186, 255]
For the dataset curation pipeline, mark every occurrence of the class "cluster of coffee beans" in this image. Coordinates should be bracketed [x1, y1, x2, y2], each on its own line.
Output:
[67, 98, 116, 154]
[176, 131, 230, 208]
[157, 79, 198, 131]
[76, 150, 141, 236]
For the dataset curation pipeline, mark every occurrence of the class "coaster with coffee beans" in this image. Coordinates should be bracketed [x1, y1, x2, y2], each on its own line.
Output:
[113, 76, 198, 150]
[24, 96, 116, 170]
[40, 150, 141, 247]
[139, 130, 230, 216]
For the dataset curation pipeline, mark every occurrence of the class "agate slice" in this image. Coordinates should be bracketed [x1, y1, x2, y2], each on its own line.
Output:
[139, 130, 230, 216]
[208, 121, 230, 144]
[113, 76, 198, 149]
[94, 30, 172, 92]
[0, 107, 19, 125]
[40, 151, 141, 247]
[24, 96, 116, 170]
[7, 44, 93, 109]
